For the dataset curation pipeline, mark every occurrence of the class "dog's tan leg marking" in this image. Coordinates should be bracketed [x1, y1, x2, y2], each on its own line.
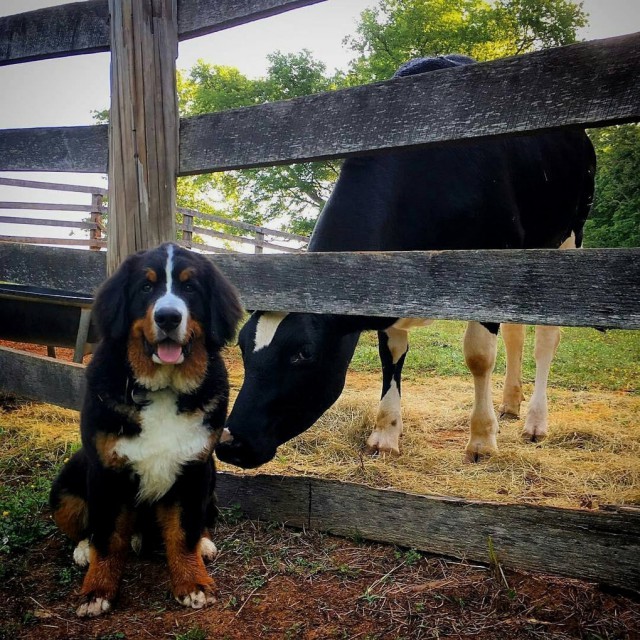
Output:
[156, 504, 216, 609]
[77, 510, 133, 618]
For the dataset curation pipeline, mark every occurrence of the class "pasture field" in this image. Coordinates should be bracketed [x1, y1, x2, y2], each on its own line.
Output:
[0, 326, 638, 638]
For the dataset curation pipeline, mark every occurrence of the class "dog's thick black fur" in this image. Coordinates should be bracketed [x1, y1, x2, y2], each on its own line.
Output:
[50, 243, 242, 617]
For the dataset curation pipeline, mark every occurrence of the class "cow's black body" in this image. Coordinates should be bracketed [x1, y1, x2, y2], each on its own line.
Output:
[217, 55, 596, 469]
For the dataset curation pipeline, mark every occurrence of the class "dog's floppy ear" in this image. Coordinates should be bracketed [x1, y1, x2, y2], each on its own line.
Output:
[204, 260, 243, 346]
[92, 253, 137, 341]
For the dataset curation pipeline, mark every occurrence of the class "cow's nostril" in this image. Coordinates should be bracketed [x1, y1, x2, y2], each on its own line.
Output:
[154, 308, 182, 331]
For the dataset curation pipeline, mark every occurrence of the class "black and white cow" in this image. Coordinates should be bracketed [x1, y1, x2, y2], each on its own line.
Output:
[216, 55, 596, 469]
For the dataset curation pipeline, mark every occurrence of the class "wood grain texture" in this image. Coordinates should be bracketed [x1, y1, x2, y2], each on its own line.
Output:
[178, 0, 326, 40]
[2, 33, 638, 174]
[179, 33, 640, 173]
[0, 245, 637, 329]
[208, 249, 640, 329]
[0, 346, 85, 410]
[0, 244, 105, 292]
[0, 0, 109, 65]
[215, 472, 640, 591]
[107, 0, 179, 273]
[0, 237, 106, 248]
[0, 0, 325, 65]
[0, 126, 108, 173]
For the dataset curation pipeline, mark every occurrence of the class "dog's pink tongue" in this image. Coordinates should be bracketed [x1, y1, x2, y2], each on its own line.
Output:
[157, 342, 182, 364]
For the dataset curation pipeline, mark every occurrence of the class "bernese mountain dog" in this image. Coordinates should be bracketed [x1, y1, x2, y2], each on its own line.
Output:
[49, 242, 243, 617]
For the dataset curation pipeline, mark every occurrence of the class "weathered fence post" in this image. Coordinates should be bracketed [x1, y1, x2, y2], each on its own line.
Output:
[107, 0, 178, 274]
[254, 231, 265, 254]
[89, 192, 103, 251]
[182, 210, 194, 248]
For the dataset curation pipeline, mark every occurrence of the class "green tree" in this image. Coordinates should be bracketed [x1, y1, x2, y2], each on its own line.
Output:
[584, 125, 640, 248]
[177, 51, 344, 236]
[344, 0, 587, 82]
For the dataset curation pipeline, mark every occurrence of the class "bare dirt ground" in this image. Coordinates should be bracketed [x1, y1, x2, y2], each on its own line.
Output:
[2, 514, 640, 640]
[1, 340, 639, 639]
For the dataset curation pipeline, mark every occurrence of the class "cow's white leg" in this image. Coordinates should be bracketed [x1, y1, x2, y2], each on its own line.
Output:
[365, 326, 409, 456]
[499, 323, 526, 417]
[464, 321, 499, 462]
[523, 325, 560, 442]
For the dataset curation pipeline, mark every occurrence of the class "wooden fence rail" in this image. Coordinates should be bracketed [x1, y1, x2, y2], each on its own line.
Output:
[1, 33, 639, 175]
[1, 244, 638, 330]
[0, 0, 325, 65]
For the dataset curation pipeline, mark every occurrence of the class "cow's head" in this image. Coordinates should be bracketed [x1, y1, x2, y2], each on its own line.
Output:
[216, 311, 366, 469]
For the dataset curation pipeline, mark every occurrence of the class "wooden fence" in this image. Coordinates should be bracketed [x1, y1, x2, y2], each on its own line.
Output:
[0, 177, 307, 254]
[0, 1, 639, 591]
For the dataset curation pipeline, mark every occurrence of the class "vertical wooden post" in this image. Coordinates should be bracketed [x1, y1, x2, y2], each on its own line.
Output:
[254, 231, 265, 254]
[107, 0, 178, 274]
[182, 211, 194, 248]
[89, 192, 103, 251]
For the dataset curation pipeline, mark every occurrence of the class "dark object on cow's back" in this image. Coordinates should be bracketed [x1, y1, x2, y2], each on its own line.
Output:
[50, 243, 243, 617]
[218, 55, 595, 469]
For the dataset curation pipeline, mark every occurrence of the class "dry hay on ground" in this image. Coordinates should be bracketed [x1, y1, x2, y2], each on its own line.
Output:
[222, 367, 640, 511]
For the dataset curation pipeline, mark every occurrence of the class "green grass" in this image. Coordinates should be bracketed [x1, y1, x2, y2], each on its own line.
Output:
[350, 322, 639, 393]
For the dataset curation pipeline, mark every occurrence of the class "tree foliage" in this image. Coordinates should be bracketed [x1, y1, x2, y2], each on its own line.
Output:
[344, 0, 587, 82]
[178, 0, 589, 236]
[584, 125, 640, 248]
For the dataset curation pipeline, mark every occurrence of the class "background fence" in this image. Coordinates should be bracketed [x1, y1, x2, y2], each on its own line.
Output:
[0, 177, 308, 254]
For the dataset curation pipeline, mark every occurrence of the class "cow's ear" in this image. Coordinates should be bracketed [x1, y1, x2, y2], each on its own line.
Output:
[332, 314, 398, 335]
[205, 261, 244, 346]
[92, 254, 137, 341]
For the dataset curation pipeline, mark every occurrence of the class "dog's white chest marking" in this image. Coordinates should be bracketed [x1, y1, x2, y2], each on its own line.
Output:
[114, 389, 210, 503]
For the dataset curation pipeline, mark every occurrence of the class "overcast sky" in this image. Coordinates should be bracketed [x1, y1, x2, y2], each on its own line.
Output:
[0, 0, 638, 238]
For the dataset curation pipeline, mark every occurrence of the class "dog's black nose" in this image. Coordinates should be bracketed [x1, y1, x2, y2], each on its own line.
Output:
[154, 308, 182, 331]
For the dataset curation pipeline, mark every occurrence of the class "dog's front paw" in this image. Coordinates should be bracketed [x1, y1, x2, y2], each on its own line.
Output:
[175, 582, 216, 609]
[77, 595, 112, 617]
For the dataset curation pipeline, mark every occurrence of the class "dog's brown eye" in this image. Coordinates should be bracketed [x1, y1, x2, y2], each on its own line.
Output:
[183, 282, 195, 292]
[141, 283, 153, 293]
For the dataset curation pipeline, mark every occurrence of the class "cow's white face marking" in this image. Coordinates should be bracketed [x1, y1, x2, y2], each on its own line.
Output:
[253, 312, 288, 352]
[152, 244, 189, 345]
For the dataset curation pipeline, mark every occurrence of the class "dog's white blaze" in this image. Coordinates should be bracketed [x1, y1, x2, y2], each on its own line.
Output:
[253, 312, 288, 352]
[114, 389, 210, 503]
[152, 244, 189, 342]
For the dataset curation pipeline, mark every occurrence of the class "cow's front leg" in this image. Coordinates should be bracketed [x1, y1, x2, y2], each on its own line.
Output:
[157, 462, 216, 609]
[365, 327, 409, 455]
[77, 470, 133, 617]
[523, 325, 560, 442]
[499, 323, 526, 417]
[464, 321, 499, 462]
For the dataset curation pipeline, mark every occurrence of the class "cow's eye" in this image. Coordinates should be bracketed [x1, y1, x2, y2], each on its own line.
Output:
[290, 348, 313, 365]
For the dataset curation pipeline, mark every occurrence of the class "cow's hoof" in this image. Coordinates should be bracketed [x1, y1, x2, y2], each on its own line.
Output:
[176, 588, 216, 609]
[464, 439, 498, 463]
[365, 430, 401, 456]
[77, 596, 112, 618]
[522, 425, 547, 443]
[498, 404, 520, 419]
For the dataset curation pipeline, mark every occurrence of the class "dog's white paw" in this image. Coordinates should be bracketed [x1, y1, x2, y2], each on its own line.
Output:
[200, 537, 217, 560]
[176, 590, 216, 609]
[73, 539, 91, 567]
[77, 596, 111, 617]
